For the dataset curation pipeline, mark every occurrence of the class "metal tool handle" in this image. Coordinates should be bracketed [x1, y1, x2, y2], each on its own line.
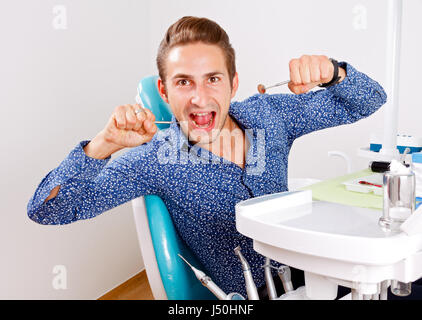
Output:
[264, 258, 278, 300]
[266, 80, 290, 90]
[201, 276, 228, 300]
[234, 246, 259, 300]
[178, 254, 228, 300]
[278, 265, 294, 293]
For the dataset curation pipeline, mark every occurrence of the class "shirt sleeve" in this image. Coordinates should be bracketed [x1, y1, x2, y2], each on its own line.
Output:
[27, 140, 161, 225]
[263, 62, 387, 143]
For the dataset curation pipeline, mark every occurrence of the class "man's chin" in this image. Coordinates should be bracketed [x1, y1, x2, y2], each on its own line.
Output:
[188, 129, 220, 145]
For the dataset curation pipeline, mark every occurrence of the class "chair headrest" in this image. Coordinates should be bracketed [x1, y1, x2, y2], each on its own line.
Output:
[136, 76, 173, 130]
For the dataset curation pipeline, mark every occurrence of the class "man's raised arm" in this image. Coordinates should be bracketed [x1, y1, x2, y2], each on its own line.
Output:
[269, 55, 387, 142]
[28, 104, 159, 225]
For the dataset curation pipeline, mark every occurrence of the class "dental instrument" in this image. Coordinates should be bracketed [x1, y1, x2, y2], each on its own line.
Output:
[358, 180, 382, 188]
[380, 280, 390, 300]
[257, 80, 290, 94]
[233, 246, 260, 300]
[277, 265, 294, 293]
[178, 253, 228, 300]
[263, 258, 278, 300]
[400, 147, 411, 162]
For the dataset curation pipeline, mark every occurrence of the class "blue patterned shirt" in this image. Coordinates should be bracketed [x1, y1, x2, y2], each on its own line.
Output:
[27, 62, 387, 297]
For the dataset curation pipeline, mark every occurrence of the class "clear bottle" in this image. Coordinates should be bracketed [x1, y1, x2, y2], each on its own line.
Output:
[379, 160, 415, 297]
[379, 168, 415, 232]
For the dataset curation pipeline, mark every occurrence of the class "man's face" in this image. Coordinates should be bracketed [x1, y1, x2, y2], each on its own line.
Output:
[158, 42, 238, 145]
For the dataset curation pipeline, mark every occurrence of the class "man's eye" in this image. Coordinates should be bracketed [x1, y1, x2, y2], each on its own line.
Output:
[209, 76, 220, 83]
[177, 79, 190, 86]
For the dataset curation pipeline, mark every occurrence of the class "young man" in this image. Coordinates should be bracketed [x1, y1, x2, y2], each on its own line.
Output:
[27, 16, 386, 298]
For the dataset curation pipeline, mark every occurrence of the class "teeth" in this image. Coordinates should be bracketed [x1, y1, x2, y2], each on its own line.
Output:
[192, 117, 213, 128]
[192, 112, 211, 116]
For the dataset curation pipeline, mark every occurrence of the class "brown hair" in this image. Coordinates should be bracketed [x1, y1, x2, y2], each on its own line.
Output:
[156, 16, 236, 86]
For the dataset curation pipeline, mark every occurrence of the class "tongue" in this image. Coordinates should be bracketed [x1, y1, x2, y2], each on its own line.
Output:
[192, 113, 213, 125]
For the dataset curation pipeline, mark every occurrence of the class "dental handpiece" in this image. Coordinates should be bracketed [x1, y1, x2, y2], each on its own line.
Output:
[257, 80, 290, 94]
[277, 265, 294, 293]
[234, 246, 260, 300]
[264, 257, 278, 300]
[178, 254, 227, 300]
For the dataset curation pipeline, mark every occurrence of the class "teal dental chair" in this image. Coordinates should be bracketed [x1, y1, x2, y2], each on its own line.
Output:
[131, 76, 216, 300]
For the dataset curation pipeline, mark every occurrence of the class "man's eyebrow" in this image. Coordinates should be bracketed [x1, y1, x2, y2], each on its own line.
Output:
[171, 71, 225, 80]
[172, 73, 192, 80]
[204, 71, 225, 78]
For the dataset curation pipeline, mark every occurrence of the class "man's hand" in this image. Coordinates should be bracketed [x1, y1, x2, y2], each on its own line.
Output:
[84, 104, 157, 160]
[288, 55, 346, 95]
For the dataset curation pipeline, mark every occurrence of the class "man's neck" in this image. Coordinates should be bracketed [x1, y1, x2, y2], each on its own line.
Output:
[201, 115, 248, 169]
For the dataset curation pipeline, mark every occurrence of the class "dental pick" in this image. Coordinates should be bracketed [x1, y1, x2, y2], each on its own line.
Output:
[257, 80, 290, 94]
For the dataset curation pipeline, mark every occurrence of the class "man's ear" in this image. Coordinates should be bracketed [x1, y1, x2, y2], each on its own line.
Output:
[157, 78, 169, 104]
[231, 72, 239, 99]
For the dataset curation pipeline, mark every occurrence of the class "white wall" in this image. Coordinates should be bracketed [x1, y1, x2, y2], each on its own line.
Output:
[0, 0, 151, 299]
[1, 0, 421, 299]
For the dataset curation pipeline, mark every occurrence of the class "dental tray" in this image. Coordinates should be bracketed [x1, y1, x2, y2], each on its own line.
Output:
[342, 173, 383, 196]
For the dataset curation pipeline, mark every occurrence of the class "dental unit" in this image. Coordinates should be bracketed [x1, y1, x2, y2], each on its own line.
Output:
[233, 175, 422, 300]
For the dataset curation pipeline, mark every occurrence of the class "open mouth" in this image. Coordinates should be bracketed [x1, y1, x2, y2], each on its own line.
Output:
[189, 111, 216, 131]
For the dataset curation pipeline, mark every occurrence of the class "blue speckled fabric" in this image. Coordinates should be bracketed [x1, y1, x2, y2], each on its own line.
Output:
[27, 62, 386, 297]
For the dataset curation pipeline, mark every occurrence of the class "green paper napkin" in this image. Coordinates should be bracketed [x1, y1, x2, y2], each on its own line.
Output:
[300, 169, 383, 211]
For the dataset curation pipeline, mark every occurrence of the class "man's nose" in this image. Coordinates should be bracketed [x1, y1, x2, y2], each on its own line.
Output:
[190, 84, 208, 107]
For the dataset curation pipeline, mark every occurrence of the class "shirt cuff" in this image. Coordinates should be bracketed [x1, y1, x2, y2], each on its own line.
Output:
[324, 61, 359, 97]
[30, 140, 111, 209]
